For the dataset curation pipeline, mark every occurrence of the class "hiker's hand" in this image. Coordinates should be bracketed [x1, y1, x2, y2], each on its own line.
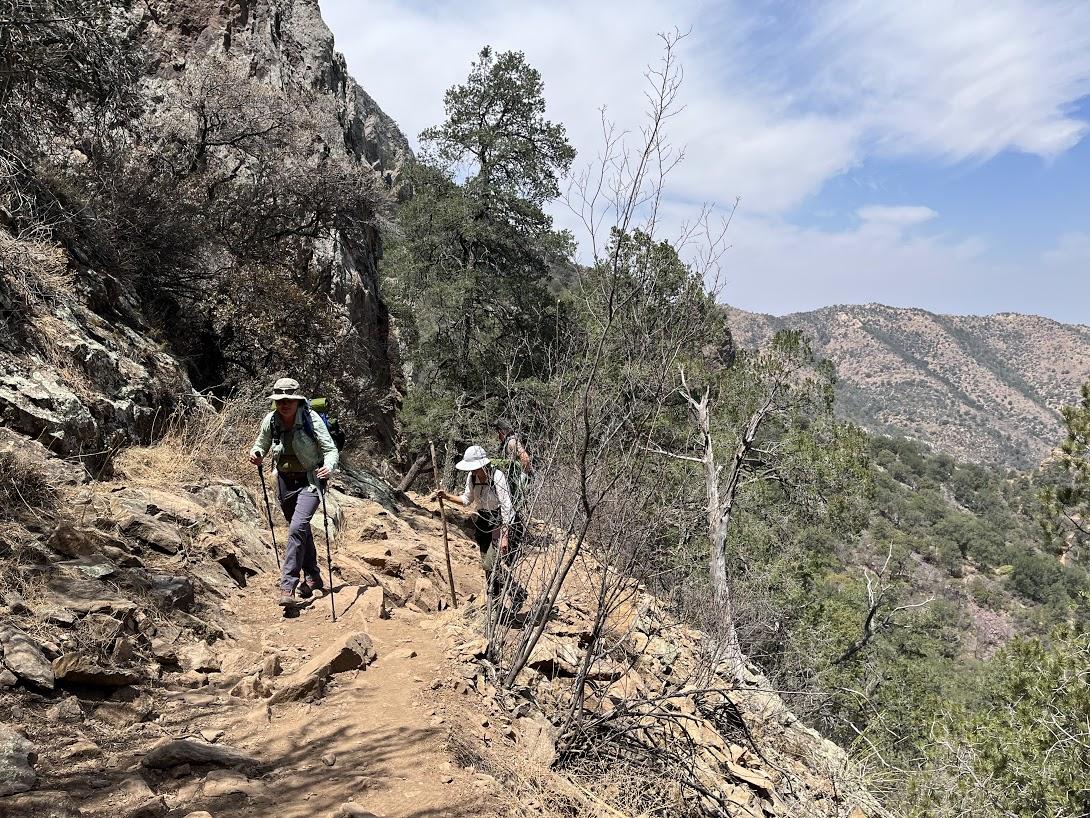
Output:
[249, 451, 262, 466]
[499, 529, 510, 554]
[315, 466, 331, 479]
[429, 491, 444, 503]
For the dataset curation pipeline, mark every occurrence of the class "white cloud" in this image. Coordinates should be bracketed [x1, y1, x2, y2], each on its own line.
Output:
[322, 0, 869, 212]
[318, 0, 1090, 320]
[805, 0, 1090, 160]
[856, 205, 939, 229]
[1042, 232, 1090, 266]
[710, 213, 1090, 323]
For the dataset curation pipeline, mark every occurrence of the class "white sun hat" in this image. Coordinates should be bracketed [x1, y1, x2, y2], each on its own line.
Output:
[269, 377, 306, 401]
[455, 444, 490, 471]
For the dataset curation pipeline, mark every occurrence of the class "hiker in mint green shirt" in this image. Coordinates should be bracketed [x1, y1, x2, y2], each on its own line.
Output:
[249, 377, 339, 607]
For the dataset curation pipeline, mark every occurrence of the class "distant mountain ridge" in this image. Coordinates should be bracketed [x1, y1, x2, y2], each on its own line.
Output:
[725, 304, 1090, 468]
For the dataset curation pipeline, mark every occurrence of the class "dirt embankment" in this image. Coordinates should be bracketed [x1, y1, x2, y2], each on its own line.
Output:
[0, 431, 876, 818]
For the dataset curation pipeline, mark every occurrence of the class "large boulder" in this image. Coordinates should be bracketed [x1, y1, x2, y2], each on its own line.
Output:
[0, 627, 54, 689]
[47, 521, 126, 560]
[269, 632, 376, 704]
[0, 790, 78, 818]
[117, 510, 185, 555]
[0, 369, 98, 457]
[178, 642, 221, 674]
[56, 555, 118, 581]
[0, 727, 35, 797]
[45, 568, 137, 619]
[128, 570, 195, 611]
[515, 716, 558, 767]
[191, 481, 262, 527]
[526, 634, 581, 678]
[52, 653, 140, 687]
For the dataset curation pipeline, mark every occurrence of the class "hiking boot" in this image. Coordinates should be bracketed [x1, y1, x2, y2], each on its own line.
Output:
[296, 581, 313, 599]
[277, 590, 296, 607]
[303, 576, 325, 596]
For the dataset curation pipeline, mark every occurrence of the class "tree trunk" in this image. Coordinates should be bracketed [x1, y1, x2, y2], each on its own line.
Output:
[693, 389, 744, 681]
[396, 453, 429, 493]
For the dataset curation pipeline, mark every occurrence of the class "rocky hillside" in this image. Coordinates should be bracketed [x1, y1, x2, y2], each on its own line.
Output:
[0, 426, 878, 818]
[0, 0, 411, 467]
[725, 304, 1090, 468]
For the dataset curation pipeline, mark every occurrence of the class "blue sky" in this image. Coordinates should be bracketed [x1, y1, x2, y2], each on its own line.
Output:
[321, 0, 1090, 323]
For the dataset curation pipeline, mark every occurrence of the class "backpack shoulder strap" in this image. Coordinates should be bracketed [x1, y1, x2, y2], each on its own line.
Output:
[268, 411, 283, 443]
[299, 404, 316, 438]
[501, 433, 517, 457]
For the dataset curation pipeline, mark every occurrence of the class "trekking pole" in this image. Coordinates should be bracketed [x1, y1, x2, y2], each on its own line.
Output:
[318, 482, 337, 622]
[430, 441, 458, 609]
[256, 461, 281, 571]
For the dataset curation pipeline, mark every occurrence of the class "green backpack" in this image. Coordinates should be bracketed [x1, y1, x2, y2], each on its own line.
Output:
[493, 433, 532, 506]
[308, 397, 346, 451]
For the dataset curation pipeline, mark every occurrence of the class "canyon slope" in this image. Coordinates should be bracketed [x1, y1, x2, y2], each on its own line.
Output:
[725, 304, 1090, 468]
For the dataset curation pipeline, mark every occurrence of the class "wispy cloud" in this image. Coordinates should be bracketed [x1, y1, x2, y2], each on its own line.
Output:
[804, 0, 1090, 160]
[1043, 232, 1090, 266]
[856, 205, 939, 228]
[319, 0, 1090, 319]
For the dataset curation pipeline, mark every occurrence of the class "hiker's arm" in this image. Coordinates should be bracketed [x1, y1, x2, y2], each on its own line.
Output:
[248, 415, 273, 465]
[431, 474, 472, 506]
[496, 471, 515, 552]
[311, 410, 339, 478]
[517, 444, 532, 473]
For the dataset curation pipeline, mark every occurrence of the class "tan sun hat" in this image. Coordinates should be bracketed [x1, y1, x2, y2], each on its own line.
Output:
[269, 377, 306, 401]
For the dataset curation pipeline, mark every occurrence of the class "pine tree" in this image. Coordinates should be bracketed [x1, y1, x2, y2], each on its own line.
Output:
[388, 47, 575, 451]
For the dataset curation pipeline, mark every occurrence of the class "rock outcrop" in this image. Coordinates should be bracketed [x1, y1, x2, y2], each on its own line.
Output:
[0, 0, 412, 466]
[0, 727, 36, 797]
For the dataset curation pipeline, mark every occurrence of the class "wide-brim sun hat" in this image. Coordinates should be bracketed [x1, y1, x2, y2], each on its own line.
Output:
[455, 444, 490, 471]
[269, 377, 306, 401]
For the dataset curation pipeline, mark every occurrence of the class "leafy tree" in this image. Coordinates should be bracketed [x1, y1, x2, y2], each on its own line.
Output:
[387, 46, 576, 454]
[1041, 380, 1090, 566]
[908, 629, 1090, 818]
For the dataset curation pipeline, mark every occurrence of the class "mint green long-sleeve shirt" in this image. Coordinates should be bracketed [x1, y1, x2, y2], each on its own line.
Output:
[251, 409, 339, 491]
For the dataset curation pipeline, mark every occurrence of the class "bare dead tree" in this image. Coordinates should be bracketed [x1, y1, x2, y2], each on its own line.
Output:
[645, 330, 824, 680]
[834, 544, 935, 666]
[487, 31, 709, 689]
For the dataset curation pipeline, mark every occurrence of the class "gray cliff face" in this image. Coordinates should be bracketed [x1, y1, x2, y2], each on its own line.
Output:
[137, 0, 410, 173]
[137, 0, 411, 444]
[0, 0, 411, 464]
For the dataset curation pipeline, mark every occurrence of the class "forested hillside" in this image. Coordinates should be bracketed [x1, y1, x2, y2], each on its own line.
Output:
[725, 304, 1090, 468]
[755, 433, 1089, 788]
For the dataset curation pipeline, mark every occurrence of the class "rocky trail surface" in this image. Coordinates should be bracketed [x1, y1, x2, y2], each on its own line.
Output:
[0, 431, 878, 818]
[0, 437, 504, 818]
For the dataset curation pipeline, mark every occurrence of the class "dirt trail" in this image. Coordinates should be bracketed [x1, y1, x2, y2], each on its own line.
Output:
[173, 490, 498, 818]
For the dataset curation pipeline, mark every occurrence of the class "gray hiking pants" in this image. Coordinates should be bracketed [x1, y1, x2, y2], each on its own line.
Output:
[278, 472, 321, 593]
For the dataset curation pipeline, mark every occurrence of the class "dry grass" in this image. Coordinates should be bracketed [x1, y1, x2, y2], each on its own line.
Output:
[0, 448, 59, 519]
[113, 389, 263, 489]
[446, 727, 642, 818]
[0, 228, 74, 306]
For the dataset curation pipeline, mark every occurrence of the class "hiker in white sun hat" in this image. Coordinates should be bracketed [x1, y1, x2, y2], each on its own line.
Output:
[432, 444, 526, 611]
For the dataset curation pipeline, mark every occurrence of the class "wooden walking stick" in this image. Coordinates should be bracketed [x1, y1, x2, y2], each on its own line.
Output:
[430, 441, 458, 609]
